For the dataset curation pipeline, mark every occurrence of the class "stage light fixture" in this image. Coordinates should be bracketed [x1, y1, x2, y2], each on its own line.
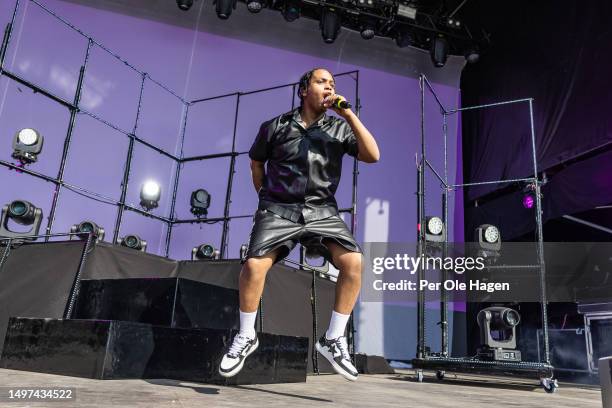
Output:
[430, 35, 448, 68]
[176, 0, 194, 11]
[118, 234, 147, 252]
[423, 216, 446, 243]
[396, 3, 417, 20]
[522, 193, 535, 209]
[360, 24, 375, 40]
[282, 0, 300, 22]
[70, 220, 105, 242]
[465, 46, 480, 64]
[522, 184, 536, 209]
[190, 189, 211, 218]
[356, 0, 375, 8]
[474, 224, 501, 259]
[192, 244, 220, 260]
[477, 306, 521, 361]
[320, 8, 341, 44]
[246, 0, 264, 13]
[12, 128, 44, 165]
[215, 0, 237, 19]
[0, 200, 43, 240]
[445, 18, 461, 28]
[140, 180, 161, 211]
[395, 29, 415, 48]
[476, 224, 500, 246]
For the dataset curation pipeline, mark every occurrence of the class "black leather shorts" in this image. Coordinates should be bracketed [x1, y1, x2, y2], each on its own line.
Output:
[245, 209, 362, 266]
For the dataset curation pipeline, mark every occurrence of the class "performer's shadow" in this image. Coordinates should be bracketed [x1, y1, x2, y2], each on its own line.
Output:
[234, 385, 333, 402]
[143, 380, 333, 402]
[144, 379, 220, 394]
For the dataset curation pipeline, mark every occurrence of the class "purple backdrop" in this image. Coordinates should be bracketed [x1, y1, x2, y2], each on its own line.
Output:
[0, 0, 463, 359]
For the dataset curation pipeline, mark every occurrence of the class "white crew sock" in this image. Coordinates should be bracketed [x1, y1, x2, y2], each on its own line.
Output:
[239, 310, 257, 339]
[325, 310, 350, 340]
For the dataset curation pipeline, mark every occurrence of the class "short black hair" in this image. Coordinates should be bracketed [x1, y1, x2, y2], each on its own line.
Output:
[297, 68, 330, 105]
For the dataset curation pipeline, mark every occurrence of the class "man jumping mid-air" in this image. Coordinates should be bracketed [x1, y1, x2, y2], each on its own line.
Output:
[219, 68, 380, 381]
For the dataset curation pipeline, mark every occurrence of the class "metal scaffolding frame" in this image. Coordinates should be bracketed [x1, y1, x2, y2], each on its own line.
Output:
[411, 73, 556, 391]
[0, 0, 360, 259]
[0, 0, 362, 371]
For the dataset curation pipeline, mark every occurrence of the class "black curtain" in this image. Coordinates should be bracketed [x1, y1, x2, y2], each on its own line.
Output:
[461, 0, 612, 202]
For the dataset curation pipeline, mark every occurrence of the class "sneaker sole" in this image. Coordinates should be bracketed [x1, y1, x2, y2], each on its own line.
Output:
[218, 339, 259, 378]
[315, 341, 358, 381]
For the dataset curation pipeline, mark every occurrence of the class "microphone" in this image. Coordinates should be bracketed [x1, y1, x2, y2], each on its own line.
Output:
[333, 98, 352, 109]
[324, 96, 352, 109]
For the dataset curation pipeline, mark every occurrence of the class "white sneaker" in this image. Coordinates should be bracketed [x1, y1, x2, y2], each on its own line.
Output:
[315, 335, 358, 381]
[218, 332, 259, 378]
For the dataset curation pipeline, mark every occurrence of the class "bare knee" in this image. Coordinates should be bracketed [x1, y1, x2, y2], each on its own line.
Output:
[337, 252, 362, 279]
[241, 253, 276, 280]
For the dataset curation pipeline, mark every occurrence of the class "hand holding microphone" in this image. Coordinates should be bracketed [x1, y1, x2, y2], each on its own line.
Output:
[323, 94, 352, 110]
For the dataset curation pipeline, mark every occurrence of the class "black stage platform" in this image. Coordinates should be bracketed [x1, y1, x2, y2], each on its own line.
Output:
[1, 317, 308, 384]
[0, 240, 336, 382]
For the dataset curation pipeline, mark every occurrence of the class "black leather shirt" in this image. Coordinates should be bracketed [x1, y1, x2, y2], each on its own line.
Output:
[249, 108, 358, 223]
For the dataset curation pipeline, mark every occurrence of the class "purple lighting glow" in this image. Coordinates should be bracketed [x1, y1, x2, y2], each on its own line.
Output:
[522, 193, 535, 209]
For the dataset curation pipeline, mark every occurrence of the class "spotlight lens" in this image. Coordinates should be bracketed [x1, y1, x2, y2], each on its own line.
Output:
[80, 222, 94, 233]
[202, 245, 214, 257]
[197, 244, 215, 259]
[9, 201, 27, 217]
[125, 235, 138, 247]
[466, 52, 480, 64]
[361, 28, 375, 40]
[18, 129, 38, 146]
[284, 6, 299, 21]
[427, 217, 444, 235]
[142, 181, 160, 199]
[195, 190, 208, 203]
[504, 310, 520, 327]
[484, 226, 499, 243]
[522, 194, 535, 209]
[247, 1, 262, 12]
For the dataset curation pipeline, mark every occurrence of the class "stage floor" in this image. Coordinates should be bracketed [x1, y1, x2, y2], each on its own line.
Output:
[0, 368, 601, 407]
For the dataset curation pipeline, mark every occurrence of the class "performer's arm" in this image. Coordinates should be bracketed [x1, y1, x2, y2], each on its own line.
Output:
[250, 159, 266, 193]
[326, 96, 380, 163]
[342, 110, 380, 163]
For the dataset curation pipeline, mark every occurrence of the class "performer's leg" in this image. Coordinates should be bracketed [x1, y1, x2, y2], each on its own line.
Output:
[327, 240, 362, 314]
[314, 239, 361, 381]
[237, 249, 280, 337]
[324, 240, 362, 339]
[219, 248, 280, 378]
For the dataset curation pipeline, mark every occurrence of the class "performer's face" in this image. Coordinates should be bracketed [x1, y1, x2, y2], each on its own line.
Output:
[302, 69, 336, 110]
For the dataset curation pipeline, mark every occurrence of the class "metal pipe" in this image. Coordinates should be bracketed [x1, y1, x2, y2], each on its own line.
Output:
[451, 177, 535, 188]
[45, 39, 92, 240]
[220, 93, 241, 258]
[416, 74, 426, 359]
[113, 73, 147, 243]
[346, 71, 361, 358]
[421, 75, 448, 113]
[440, 192, 448, 357]
[425, 159, 449, 188]
[1, 70, 74, 108]
[29, 0, 186, 103]
[441, 111, 449, 357]
[447, 98, 533, 114]
[164, 103, 190, 257]
[0, 0, 20, 69]
[181, 151, 243, 164]
[172, 214, 252, 224]
[63, 233, 93, 319]
[189, 70, 358, 104]
[529, 99, 550, 365]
